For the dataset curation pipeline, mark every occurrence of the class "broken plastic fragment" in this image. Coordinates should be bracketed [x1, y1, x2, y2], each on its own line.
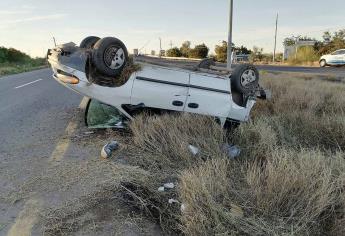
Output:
[188, 145, 199, 156]
[230, 203, 244, 218]
[101, 141, 119, 159]
[168, 199, 180, 204]
[181, 204, 187, 212]
[158, 186, 165, 192]
[223, 144, 241, 159]
[84, 131, 94, 135]
[163, 183, 175, 189]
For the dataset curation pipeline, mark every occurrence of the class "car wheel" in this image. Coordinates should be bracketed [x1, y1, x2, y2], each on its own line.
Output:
[80, 36, 100, 49]
[92, 37, 129, 77]
[320, 60, 327, 67]
[231, 64, 259, 94]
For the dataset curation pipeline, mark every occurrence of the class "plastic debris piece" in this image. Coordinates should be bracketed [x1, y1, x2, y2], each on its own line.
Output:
[181, 204, 187, 212]
[168, 199, 179, 204]
[188, 145, 199, 156]
[101, 141, 119, 159]
[84, 131, 94, 135]
[222, 143, 241, 159]
[230, 203, 244, 218]
[163, 183, 175, 189]
[158, 186, 165, 192]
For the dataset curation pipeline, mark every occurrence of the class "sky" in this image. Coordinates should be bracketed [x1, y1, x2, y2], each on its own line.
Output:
[0, 0, 344, 57]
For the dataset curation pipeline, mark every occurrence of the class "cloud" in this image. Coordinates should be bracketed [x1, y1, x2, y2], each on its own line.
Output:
[0, 10, 31, 15]
[3, 14, 66, 24]
[129, 29, 165, 35]
[0, 14, 66, 29]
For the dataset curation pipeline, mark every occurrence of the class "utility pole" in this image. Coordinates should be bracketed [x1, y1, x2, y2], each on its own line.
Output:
[273, 13, 278, 63]
[227, 0, 234, 70]
[169, 40, 173, 49]
[159, 37, 162, 58]
[53, 37, 57, 47]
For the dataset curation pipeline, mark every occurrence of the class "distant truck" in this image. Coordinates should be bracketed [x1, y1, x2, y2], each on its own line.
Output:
[47, 36, 270, 128]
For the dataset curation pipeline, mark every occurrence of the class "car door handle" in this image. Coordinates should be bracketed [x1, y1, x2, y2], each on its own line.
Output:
[172, 101, 184, 107]
[188, 103, 199, 109]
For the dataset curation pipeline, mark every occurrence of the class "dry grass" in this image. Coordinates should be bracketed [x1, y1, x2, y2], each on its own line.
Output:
[118, 72, 345, 235]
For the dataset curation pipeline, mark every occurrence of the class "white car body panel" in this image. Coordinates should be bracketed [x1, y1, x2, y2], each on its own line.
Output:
[131, 65, 189, 111]
[185, 73, 232, 118]
[320, 49, 345, 66]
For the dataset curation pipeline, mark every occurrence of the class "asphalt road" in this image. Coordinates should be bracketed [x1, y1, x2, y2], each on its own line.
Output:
[0, 68, 82, 155]
[0, 68, 82, 235]
[254, 64, 345, 76]
[137, 56, 345, 77]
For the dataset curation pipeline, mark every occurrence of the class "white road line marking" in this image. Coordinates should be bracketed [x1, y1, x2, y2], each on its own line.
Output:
[14, 79, 43, 89]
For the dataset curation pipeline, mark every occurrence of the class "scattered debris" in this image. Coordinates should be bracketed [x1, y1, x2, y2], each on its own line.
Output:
[157, 183, 175, 192]
[163, 183, 175, 189]
[230, 203, 244, 218]
[188, 145, 199, 156]
[101, 141, 119, 159]
[222, 144, 241, 159]
[84, 131, 94, 135]
[168, 199, 180, 204]
[181, 204, 187, 213]
[158, 186, 165, 192]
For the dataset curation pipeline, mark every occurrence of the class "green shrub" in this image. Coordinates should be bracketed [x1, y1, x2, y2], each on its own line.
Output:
[189, 44, 209, 59]
[180, 41, 191, 58]
[166, 47, 182, 57]
[287, 46, 319, 65]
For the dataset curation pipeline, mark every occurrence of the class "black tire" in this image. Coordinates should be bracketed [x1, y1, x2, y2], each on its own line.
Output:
[320, 59, 327, 67]
[231, 64, 259, 94]
[80, 36, 100, 49]
[92, 37, 129, 77]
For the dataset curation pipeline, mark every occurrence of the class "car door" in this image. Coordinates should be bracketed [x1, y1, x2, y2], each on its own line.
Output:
[184, 73, 232, 119]
[340, 50, 345, 64]
[131, 65, 189, 111]
[331, 50, 343, 64]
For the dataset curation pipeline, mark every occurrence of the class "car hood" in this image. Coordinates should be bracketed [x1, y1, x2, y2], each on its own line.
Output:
[321, 54, 332, 58]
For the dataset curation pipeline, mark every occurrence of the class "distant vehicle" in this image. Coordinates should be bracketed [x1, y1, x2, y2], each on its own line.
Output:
[320, 49, 345, 67]
[47, 36, 270, 128]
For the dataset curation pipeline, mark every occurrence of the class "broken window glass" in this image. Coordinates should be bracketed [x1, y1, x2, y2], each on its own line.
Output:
[86, 100, 125, 129]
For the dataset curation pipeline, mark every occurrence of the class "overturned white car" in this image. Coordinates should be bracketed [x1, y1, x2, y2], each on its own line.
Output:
[47, 36, 269, 128]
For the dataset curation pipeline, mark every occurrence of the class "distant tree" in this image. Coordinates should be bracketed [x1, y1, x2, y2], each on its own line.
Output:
[250, 46, 264, 62]
[166, 47, 182, 57]
[180, 41, 191, 58]
[0, 47, 8, 63]
[189, 43, 209, 59]
[314, 29, 345, 55]
[0, 47, 31, 63]
[215, 41, 251, 62]
[236, 45, 252, 55]
[283, 37, 296, 46]
[215, 41, 228, 62]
